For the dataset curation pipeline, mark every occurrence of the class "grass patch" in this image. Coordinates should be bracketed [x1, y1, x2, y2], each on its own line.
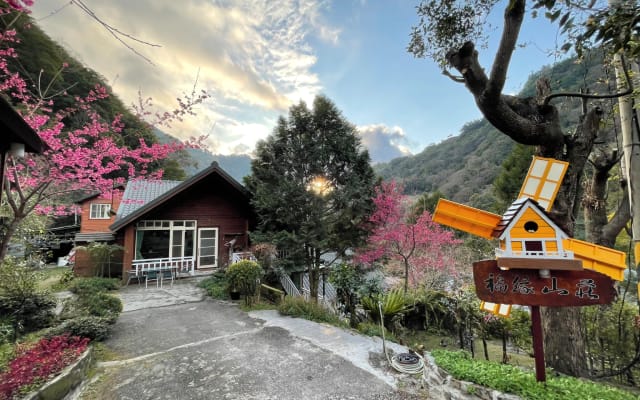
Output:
[240, 301, 278, 312]
[432, 350, 638, 400]
[198, 273, 229, 300]
[90, 342, 122, 362]
[37, 267, 72, 292]
[402, 330, 534, 368]
[356, 322, 397, 343]
[277, 297, 347, 327]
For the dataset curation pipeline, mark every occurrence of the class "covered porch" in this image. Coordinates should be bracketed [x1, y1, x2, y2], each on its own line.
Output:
[122, 219, 229, 283]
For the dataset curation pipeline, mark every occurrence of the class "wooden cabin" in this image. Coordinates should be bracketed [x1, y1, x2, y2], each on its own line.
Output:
[109, 162, 255, 279]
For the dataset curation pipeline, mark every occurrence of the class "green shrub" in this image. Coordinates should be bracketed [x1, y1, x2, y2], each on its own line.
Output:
[68, 277, 120, 295]
[277, 296, 345, 326]
[60, 291, 123, 325]
[82, 292, 123, 324]
[361, 289, 411, 328]
[48, 316, 111, 341]
[0, 318, 13, 346]
[0, 342, 15, 371]
[432, 350, 638, 400]
[0, 260, 57, 340]
[0, 293, 56, 336]
[407, 289, 454, 332]
[226, 260, 263, 306]
[58, 269, 75, 285]
[198, 273, 229, 299]
[584, 300, 639, 377]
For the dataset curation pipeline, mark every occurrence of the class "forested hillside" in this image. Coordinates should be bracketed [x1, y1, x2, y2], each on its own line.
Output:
[1, 6, 188, 179]
[4, 3, 613, 196]
[375, 50, 611, 207]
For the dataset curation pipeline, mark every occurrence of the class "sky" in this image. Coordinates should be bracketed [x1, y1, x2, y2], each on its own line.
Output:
[30, 0, 567, 164]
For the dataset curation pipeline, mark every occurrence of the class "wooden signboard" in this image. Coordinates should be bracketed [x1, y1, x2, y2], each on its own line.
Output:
[473, 260, 617, 307]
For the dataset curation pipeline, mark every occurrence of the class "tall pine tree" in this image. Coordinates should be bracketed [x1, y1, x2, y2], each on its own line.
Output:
[246, 95, 376, 301]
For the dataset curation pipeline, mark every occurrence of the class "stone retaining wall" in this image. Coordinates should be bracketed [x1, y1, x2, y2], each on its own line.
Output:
[23, 347, 93, 400]
[422, 354, 522, 400]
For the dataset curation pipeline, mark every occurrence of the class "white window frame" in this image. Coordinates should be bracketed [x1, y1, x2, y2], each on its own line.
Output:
[135, 220, 197, 259]
[89, 203, 111, 219]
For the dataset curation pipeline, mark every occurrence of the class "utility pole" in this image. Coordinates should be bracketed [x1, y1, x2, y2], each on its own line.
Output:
[612, 53, 640, 291]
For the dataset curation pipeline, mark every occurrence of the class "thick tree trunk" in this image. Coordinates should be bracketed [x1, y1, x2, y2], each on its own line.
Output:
[542, 307, 587, 376]
[445, 30, 604, 377]
[439, 0, 638, 376]
[0, 215, 22, 260]
[584, 153, 629, 247]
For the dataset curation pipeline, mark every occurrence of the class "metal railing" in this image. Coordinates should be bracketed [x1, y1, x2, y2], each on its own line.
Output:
[131, 256, 195, 276]
[280, 274, 302, 297]
[231, 252, 257, 263]
[302, 273, 337, 303]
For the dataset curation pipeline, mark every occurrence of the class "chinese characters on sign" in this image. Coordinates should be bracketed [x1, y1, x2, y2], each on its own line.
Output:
[484, 274, 598, 299]
[473, 260, 616, 307]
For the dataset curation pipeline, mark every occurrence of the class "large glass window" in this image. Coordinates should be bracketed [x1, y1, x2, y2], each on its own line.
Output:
[89, 204, 111, 219]
[135, 220, 196, 260]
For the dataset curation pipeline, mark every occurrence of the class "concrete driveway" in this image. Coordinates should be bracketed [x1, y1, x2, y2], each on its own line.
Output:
[75, 279, 420, 400]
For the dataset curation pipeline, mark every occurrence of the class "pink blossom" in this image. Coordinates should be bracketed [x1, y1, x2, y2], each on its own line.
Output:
[0, 28, 208, 255]
[354, 180, 461, 291]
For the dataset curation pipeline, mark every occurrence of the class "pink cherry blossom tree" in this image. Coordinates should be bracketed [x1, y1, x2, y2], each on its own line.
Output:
[355, 180, 461, 293]
[0, 5, 208, 258]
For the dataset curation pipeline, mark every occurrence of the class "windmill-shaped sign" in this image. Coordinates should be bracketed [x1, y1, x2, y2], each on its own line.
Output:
[433, 156, 626, 382]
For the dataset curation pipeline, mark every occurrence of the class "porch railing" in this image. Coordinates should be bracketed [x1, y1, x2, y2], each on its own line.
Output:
[495, 248, 574, 259]
[231, 252, 257, 263]
[132, 256, 195, 276]
[280, 274, 301, 297]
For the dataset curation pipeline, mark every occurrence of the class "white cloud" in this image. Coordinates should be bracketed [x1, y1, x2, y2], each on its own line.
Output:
[357, 124, 413, 164]
[31, 0, 338, 155]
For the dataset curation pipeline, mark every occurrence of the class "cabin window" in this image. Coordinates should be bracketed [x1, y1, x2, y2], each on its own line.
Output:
[89, 204, 111, 219]
[135, 220, 196, 260]
[524, 221, 538, 233]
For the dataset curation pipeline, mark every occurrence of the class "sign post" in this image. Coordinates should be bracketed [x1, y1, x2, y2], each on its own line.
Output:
[530, 306, 545, 382]
[472, 259, 617, 382]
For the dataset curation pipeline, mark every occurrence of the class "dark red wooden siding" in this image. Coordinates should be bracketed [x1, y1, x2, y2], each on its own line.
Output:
[120, 173, 254, 275]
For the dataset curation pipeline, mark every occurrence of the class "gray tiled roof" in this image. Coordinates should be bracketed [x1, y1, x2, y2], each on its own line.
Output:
[109, 162, 251, 232]
[115, 180, 182, 221]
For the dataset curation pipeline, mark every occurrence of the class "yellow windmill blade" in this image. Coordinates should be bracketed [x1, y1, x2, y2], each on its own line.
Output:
[480, 301, 512, 317]
[433, 199, 502, 239]
[563, 238, 627, 281]
[518, 156, 569, 211]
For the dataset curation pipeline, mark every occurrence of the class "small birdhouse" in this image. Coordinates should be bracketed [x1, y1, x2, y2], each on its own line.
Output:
[433, 156, 627, 315]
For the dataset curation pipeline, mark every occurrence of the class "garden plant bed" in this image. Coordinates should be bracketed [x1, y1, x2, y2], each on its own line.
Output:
[23, 346, 93, 400]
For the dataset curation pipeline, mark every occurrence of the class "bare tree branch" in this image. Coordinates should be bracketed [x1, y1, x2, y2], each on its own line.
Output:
[442, 69, 465, 83]
[71, 0, 161, 65]
[486, 0, 525, 100]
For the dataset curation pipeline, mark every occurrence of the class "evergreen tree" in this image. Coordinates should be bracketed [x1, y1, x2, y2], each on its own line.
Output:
[246, 95, 376, 301]
[492, 144, 535, 213]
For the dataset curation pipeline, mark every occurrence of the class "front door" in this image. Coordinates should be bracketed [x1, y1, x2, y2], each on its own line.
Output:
[198, 228, 218, 269]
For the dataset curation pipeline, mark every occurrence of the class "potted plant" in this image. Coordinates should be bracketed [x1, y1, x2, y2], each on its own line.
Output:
[226, 260, 263, 305]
